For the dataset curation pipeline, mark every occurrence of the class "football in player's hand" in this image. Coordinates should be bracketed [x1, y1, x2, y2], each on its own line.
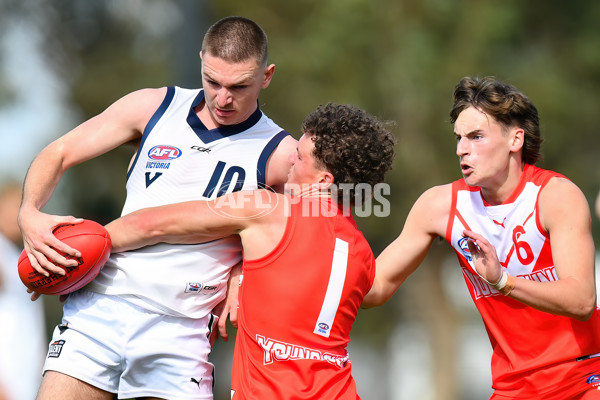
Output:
[18, 219, 112, 295]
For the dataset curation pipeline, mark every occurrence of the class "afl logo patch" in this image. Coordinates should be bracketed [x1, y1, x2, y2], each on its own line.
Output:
[148, 145, 182, 160]
[458, 237, 472, 262]
[318, 322, 330, 331]
[587, 374, 600, 385]
[185, 282, 201, 292]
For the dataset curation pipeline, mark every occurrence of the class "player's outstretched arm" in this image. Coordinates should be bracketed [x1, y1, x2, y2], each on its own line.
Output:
[488, 177, 596, 321]
[363, 185, 451, 308]
[18, 88, 167, 276]
[106, 201, 241, 252]
[105, 189, 280, 252]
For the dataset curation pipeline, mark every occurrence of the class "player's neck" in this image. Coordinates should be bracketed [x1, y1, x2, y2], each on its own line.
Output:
[480, 162, 526, 205]
[299, 188, 331, 200]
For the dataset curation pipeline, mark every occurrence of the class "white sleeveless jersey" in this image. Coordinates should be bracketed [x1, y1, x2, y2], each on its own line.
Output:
[87, 86, 289, 318]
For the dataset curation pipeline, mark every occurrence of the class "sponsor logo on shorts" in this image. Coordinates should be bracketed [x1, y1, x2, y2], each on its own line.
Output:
[184, 282, 221, 295]
[586, 373, 600, 391]
[190, 377, 202, 388]
[587, 374, 600, 386]
[48, 339, 65, 358]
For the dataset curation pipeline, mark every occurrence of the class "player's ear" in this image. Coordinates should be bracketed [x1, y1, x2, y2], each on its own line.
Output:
[318, 172, 334, 190]
[262, 64, 275, 89]
[509, 127, 525, 153]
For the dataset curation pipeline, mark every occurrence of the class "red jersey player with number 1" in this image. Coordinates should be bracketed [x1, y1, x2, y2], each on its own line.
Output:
[364, 76, 600, 399]
[105, 103, 396, 399]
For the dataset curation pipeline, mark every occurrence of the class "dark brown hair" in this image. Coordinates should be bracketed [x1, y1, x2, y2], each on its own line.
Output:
[302, 103, 396, 205]
[450, 76, 542, 165]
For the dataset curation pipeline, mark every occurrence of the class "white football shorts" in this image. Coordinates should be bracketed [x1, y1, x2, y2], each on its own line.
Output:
[42, 290, 218, 399]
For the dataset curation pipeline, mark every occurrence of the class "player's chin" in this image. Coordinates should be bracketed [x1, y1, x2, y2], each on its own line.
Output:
[462, 174, 478, 187]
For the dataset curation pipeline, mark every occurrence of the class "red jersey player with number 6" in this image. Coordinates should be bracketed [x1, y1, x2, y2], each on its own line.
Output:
[105, 103, 396, 399]
[364, 76, 600, 399]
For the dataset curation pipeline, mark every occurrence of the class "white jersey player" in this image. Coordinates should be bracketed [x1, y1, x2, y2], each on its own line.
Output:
[88, 86, 291, 318]
[19, 17, 297, 400]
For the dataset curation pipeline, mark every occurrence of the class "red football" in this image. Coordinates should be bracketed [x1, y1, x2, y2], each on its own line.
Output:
[18, 219, 112, 295]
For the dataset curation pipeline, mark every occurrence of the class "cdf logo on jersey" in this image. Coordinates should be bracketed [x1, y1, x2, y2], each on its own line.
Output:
[148, 145, 182, 160]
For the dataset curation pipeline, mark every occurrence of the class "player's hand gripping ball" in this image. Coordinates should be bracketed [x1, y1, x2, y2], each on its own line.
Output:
[18, 220, 112, 295]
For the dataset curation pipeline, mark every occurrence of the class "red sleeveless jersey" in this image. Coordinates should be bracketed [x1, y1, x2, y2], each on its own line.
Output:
[230, 197, 374, 399]
[447, 164, 600, 398]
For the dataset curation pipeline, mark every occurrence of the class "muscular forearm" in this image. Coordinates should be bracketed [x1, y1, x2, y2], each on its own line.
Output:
[505, 276, 596, 321]
[20, 145, 67, 213]
[106, 202, 243, 252]
[105, 212, 163, 252]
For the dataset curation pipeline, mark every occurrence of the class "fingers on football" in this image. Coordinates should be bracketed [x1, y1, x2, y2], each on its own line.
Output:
[28, 247, 70, 276]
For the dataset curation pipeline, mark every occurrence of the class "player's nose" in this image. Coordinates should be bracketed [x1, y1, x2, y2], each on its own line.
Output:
[456, 137, 469, 156]
[216, 88, 233, 107]
[289, 151, 297, 164]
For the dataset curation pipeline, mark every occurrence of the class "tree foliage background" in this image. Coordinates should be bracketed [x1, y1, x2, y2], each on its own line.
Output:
[1, 0, 599, 399]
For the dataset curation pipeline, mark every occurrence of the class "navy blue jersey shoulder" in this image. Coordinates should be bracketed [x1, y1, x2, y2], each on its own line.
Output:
[256, 130, 290, 188]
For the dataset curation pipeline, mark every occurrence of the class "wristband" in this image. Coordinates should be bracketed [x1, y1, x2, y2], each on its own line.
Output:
[490, 269, 508, 290]
[480, 268, 505, 288]
[481, 269, 515, 296]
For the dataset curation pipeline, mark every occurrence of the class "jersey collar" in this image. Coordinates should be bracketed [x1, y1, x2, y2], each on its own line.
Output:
[186, 89, 263, 143]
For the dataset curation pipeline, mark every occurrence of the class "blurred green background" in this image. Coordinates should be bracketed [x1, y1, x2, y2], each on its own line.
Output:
[1, 1, 599, 399]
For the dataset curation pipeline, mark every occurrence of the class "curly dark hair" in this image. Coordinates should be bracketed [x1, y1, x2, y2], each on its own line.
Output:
[301, 103, 396, 205]
[450, 76, 542, 165]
